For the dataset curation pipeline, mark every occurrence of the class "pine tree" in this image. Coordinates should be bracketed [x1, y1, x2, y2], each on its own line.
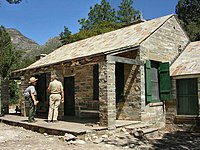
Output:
[117, 0, 140, 24]
[60, 0, 143, 45]
[176, 0, 200, 41]
[59, 26, 72, 45]
[0, 26, 17, 78]
[79, 0, 116, 30]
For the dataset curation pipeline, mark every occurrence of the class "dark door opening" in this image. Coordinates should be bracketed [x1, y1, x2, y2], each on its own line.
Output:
[64, 76, 75, 116]
[35, 73, 48, 117]
[116, 62, 124, 103]
[177, 78, 198, 115]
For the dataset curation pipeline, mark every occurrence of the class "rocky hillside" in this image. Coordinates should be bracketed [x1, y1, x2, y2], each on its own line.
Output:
[6, 28, 40, 52]
[6, 28, 61, 57]
[35, 36, 62, 57]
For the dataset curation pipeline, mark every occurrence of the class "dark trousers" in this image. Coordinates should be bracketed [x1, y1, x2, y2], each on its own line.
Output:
[28, 98, 37, 121]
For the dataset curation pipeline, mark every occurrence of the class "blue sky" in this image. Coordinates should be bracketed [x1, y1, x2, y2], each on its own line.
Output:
[0, 0, 179, 45]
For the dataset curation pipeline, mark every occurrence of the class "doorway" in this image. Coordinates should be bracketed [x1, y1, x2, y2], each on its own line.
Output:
[64, 76, 75, 116]
[177, 78, 198, 115]
[35, 73, 48, 117]
[116, 62, 124, 103]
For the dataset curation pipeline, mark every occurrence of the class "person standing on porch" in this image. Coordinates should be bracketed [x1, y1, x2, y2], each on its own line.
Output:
[28, 77, 39, 123]
[47, 74, 64, 122]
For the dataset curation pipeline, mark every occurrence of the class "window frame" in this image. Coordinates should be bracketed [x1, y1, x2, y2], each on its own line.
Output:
[145, 60, 171, 103]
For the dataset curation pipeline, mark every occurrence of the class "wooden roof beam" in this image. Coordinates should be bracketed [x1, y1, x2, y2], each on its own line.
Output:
[106, 55, 144, 66]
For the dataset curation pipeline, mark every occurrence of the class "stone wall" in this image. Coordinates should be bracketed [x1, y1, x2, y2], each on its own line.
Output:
[165, 78, 177, 124]
[140, 16, 189, 63]
[116, 50, 141, 121]
[75, 65, 93, 104]
[140, 16, 190, 127]
[74, 64, 99, 118]
[18, 56, 104, 120]
[62, 57, 104, 118]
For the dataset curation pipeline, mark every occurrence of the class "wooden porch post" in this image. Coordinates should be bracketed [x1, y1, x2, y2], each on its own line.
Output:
[20, 76, 27, 116]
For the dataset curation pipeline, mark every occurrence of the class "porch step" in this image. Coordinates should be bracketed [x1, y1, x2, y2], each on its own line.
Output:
[174, 116, 200, 124]
[143, 128, 158, 134]
[125, 123, 159, 138]
[125, 123, 151, 130]
[116, 120, 141, 128]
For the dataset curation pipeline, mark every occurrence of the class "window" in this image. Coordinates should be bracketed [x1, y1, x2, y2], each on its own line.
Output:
[145, 60, 171, 103]
[93, 64, 99, 100]
[151, 61, 160, 100]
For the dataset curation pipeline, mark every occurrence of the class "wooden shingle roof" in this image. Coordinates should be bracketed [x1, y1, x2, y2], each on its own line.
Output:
[15, 14, 175, 72]
[170, 41, 200, 76]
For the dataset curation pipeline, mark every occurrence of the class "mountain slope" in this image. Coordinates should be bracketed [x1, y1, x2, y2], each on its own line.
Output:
[6, 28, 40, 51]
[6, 28, 61, 58]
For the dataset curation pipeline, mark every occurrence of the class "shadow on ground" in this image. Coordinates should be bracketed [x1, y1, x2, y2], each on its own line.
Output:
[151, 130, 200, 150]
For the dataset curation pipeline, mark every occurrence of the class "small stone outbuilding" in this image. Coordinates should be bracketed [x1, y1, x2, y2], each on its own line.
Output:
[167, 41, 200, 124]
[12, 14, 189, 129]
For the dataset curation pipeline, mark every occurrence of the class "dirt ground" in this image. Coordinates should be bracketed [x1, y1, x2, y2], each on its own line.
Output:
[0, 123, 132, 150]
[1, 122, 200, 150]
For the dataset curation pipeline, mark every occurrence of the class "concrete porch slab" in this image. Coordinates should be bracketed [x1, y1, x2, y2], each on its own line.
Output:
[0, 115, 140, 136]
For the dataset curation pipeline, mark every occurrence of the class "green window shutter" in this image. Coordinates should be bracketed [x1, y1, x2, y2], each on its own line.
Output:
[145, 60, 152, 102]
[159, 62, 171, 101]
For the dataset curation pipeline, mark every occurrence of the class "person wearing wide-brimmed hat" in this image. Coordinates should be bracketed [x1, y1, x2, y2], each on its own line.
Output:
[27, 77, 39, 123]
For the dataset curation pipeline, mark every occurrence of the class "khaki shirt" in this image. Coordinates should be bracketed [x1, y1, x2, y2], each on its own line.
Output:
[48, 79, 63, 94]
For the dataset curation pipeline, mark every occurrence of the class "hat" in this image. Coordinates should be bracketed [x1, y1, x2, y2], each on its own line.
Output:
[29, 77, 38, 83]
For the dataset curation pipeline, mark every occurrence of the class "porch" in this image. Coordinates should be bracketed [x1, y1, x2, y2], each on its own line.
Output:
[0, 115, 140, 136]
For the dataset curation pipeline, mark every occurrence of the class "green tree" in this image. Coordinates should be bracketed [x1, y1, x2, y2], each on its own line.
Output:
[0, 26, 18, 78]
[59, 26, 72, 45]
[79, 0, 116, 30]
[9, 80, 19, 105]
[68, 21, 122, 43]
[117, 0, 141, 24]
[0, 26, 21, 106]
[6, 0, 22, 4]
[60, 0, 120, 45]
[176, 0, 200, 41]
[60, 0, 143, 45]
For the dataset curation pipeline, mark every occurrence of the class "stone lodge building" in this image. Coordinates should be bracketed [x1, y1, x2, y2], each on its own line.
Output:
[12, 14, 189, 129]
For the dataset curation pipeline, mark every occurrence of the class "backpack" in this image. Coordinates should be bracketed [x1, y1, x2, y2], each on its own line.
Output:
[23, 86, 31, 99]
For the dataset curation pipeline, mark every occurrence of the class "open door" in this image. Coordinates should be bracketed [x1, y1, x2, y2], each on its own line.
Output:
[64, 76, 75, 116]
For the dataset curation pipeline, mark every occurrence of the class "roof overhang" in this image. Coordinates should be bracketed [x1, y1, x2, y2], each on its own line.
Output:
[12, 45, 140, 77]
